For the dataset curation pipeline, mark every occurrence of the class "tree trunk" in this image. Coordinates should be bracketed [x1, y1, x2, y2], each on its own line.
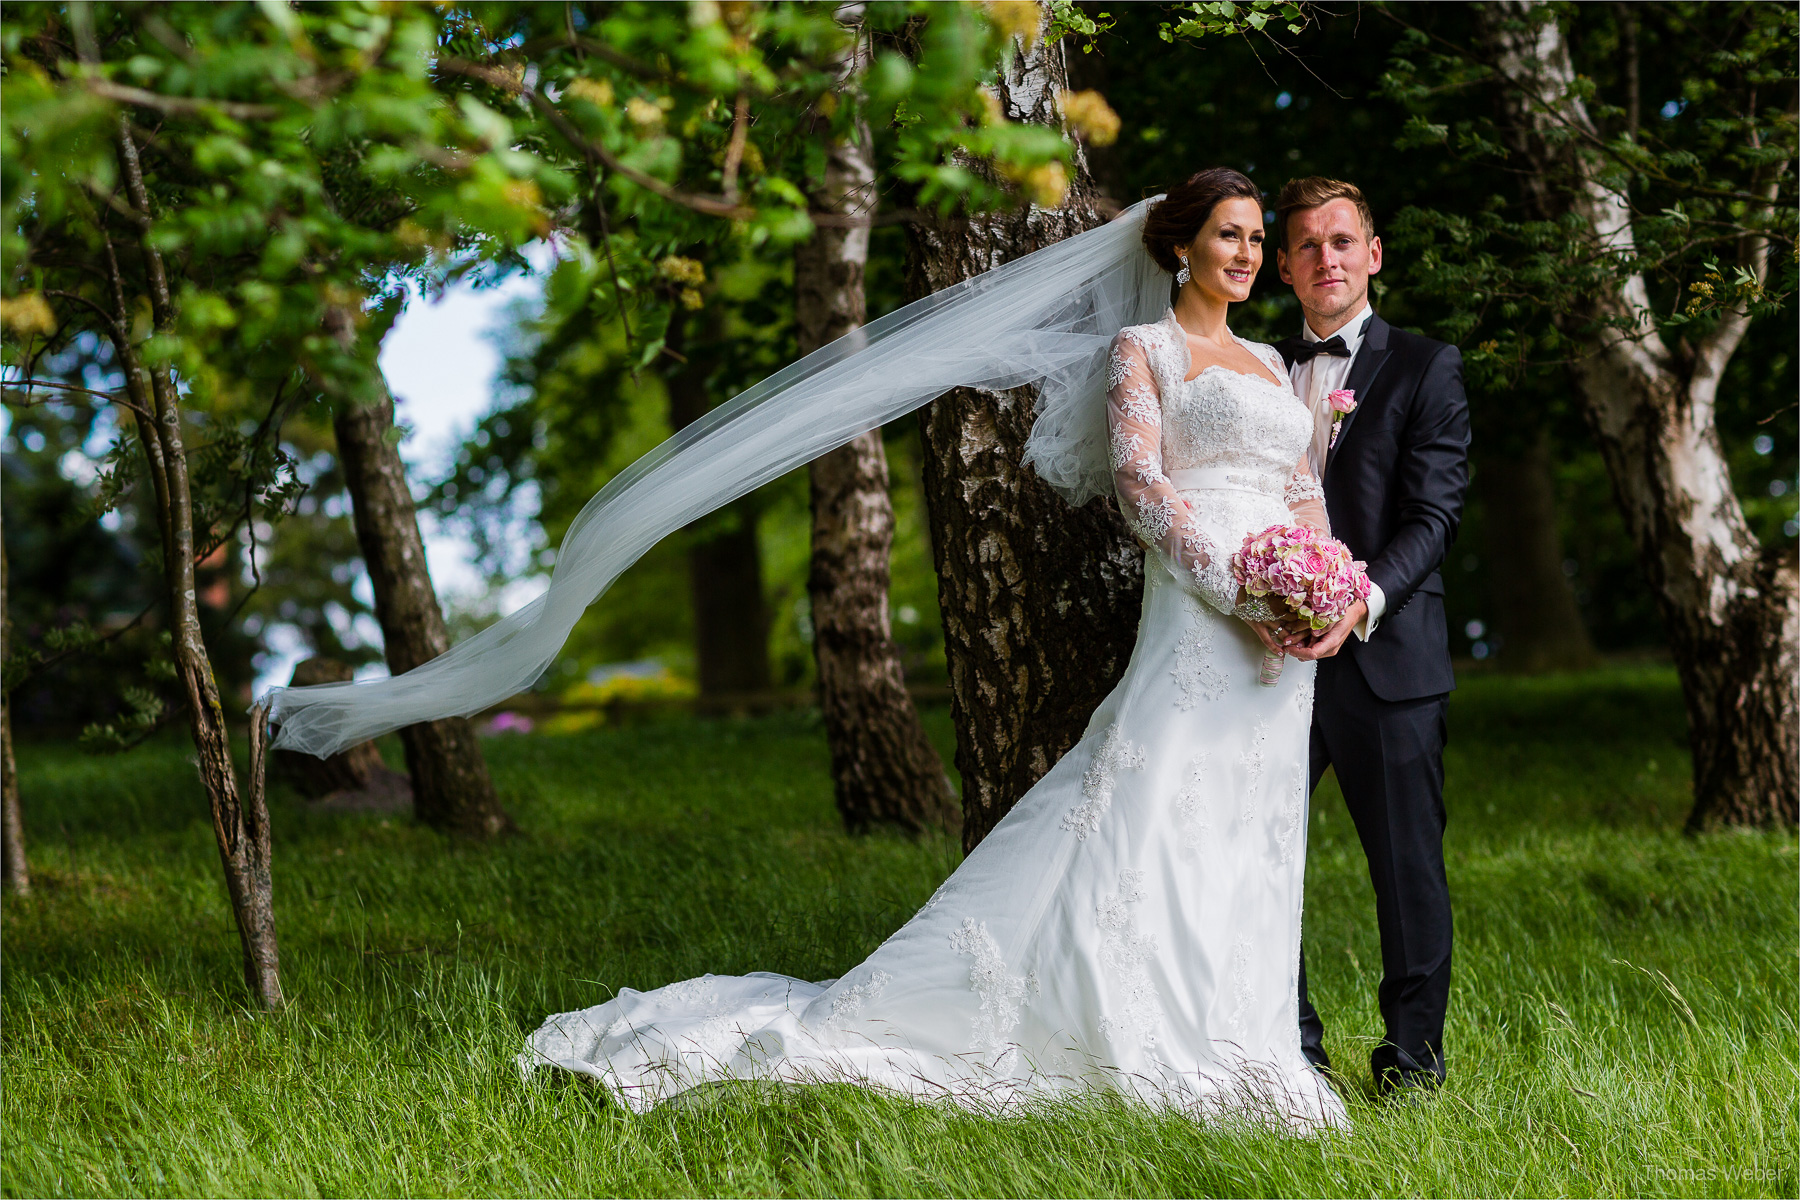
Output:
[1483, 1, 1798, 828]
[666, 317, 773, 696]
[905, 19, 1145, 852]
[796, 6, 957, 835]
[1477, 431, 1602, 672]
[1, 542, 28, 896]
[334, 394, 513, 838]
[111, 119, 283, 1006]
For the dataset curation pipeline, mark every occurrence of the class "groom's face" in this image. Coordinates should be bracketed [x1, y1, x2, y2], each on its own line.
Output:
[1276, 199, 1383, 329]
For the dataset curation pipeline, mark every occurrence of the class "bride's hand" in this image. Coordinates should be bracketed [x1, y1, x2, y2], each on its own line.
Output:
[1246, 618, 1286, 657]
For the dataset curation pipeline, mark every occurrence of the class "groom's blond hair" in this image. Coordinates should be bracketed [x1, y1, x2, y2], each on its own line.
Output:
[1275, 177, 1375, 250]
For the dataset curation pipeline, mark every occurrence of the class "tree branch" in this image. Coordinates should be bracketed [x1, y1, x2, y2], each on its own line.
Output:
[84, 78, 281, 121]
[436, 57, 757, 220]
[720, 87, 750, 205]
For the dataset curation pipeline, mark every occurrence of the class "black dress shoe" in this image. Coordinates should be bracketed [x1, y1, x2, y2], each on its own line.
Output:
[1372, 1044, 1445, 1099]
[1377, 1071, 1439, 1105]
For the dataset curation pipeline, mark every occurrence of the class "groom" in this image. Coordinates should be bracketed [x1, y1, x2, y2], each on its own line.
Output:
[1263, 177, 1470, 1096]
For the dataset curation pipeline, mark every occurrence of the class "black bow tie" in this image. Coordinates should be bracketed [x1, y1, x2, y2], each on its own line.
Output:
[1291, 335, 1352, 363]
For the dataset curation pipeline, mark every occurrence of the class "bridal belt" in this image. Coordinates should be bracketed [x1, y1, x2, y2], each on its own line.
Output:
[1167, 467, 1285, 498]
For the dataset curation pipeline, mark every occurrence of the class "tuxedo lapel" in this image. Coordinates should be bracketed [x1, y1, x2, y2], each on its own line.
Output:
[1326, 311, 1392, 474]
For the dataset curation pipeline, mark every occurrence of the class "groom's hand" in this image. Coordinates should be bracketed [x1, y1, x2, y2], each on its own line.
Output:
[1289, 600, 1368, 662]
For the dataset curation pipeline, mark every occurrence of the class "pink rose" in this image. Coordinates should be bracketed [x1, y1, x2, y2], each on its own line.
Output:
[1327, 388, 1357, 414]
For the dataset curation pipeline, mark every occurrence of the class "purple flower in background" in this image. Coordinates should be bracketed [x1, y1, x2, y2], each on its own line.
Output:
[486, 711, 534, 735]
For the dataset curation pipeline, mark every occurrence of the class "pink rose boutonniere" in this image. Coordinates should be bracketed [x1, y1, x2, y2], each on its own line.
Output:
[1326, 388, 1357, 449]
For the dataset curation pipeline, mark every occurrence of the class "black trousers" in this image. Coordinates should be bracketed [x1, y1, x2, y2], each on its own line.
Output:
[1299, 654, 1452, 1090]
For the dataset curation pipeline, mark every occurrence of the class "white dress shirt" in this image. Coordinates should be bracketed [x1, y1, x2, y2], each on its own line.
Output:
[1289, 302, 1387, 640]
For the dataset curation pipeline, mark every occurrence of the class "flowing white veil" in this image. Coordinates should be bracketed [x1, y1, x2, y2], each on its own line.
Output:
[265, 196, 1171, 758]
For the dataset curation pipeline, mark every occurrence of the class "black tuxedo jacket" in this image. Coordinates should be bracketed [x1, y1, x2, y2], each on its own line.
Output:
[1276, 312, 1470, 701]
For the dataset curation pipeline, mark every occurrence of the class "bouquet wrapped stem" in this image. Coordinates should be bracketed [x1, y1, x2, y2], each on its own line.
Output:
[1231, 525, 1373, 687]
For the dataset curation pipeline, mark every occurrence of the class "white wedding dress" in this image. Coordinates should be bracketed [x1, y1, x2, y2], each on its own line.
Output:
[522, 311, 1347, 1133]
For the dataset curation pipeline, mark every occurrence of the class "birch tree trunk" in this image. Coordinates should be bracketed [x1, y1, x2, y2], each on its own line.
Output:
[108, 120, 283, 1006]
[798, 6, 957, 835]
[1482, 1, 1798, 828]
[1, 542, 28, 896]
[905, 23, 1145, 852]
[334, 394, 514, 838]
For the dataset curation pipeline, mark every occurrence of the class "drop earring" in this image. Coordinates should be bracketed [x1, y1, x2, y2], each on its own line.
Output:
[1175, 257, 1191, 286]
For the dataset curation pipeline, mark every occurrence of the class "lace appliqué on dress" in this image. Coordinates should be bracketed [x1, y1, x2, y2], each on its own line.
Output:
[1106, 345, 1132, 390]
[1284, 474, 1325, 506]
[654, 978, 742, 1055]
[1275, 754, 1307, 866]
[1174, 752, 1213, 855]
[829, 971, 893, 1024]
[1171, 621, 1227, 708]
[1096, 869, 1163, 1050]
[1226, 935, 1257, 1040]
[1109, 427, 1143, 471]
[1117, 382, 1160, 425]
[1238, 718, 1269, 823]
[1182, 526, 1240, 616]
[1061, 723, 1146, 840]
[949, 918, 1039, 1066]
[1293, 668, 1316, 718]
[1131, 492, 1176, 543]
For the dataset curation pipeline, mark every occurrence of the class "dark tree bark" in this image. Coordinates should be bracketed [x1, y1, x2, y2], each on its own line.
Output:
[272, 657, 411, 807]
[109, 119, 283, 1006]
[1, 542, 28, 896]
[1477, 432, 1601, 672]
[905, 22, 1145, 852]
[666, 317, 774, 696]
[797, 10, 958, 835]
[1483, 1, 1797, 829]
[334, 394, 513, 838]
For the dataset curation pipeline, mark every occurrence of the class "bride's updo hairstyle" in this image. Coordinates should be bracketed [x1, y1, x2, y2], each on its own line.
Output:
[1141, 167, 1263, 276]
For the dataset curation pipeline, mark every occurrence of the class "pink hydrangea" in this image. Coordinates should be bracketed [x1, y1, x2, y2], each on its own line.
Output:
[1230, 523, 1372, 631]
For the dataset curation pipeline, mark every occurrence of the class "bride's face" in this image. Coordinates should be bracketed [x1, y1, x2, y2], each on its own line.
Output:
[1179, 197, 1265, 305]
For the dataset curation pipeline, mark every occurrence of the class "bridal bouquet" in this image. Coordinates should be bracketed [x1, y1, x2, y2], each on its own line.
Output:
[1231, 524, 1373, 685]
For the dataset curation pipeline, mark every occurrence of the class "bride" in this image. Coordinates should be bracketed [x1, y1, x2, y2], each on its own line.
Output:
[512, 168, 1347, 1133]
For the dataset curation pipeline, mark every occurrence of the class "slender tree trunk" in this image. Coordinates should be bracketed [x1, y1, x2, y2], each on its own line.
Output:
[1, 542, 28, 896]
[666, 317, 774, 696]
[1483, 1, 1798, 828]
[334, 393, 513, 838]
[110, 120, 283, 1007]
[1477, 432, 1602, 672]
[797, 9, 957, 834]
[905, 18, 1145, 852]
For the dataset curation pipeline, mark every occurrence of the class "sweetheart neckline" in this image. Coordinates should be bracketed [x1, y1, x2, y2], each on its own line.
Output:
[1180, 362, 1295, 393]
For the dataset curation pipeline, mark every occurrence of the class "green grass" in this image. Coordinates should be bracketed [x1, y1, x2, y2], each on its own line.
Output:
[3, 666, 1794, 1197]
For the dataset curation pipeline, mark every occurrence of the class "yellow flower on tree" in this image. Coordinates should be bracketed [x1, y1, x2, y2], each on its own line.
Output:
[658, 256, 706, 286]
[984, 0, 1041, 47]
[0, 293, 57, 337]
[565, 76, 614, 108]
[1060, 89, 1120, 147]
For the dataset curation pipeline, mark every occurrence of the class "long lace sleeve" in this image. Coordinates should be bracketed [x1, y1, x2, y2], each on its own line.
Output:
[1106, 333, 1241, 615]
[1283, 452, 1330, 534]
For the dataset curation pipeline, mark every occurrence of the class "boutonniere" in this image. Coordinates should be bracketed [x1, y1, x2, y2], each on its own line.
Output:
[1326, 389, 1357, 449]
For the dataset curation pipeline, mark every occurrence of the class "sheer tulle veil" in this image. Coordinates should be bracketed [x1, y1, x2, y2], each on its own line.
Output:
[264, 196, 1171, 758]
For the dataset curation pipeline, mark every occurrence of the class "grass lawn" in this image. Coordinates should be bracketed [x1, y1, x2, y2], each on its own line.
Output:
[3, 665, 1794, 1197]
